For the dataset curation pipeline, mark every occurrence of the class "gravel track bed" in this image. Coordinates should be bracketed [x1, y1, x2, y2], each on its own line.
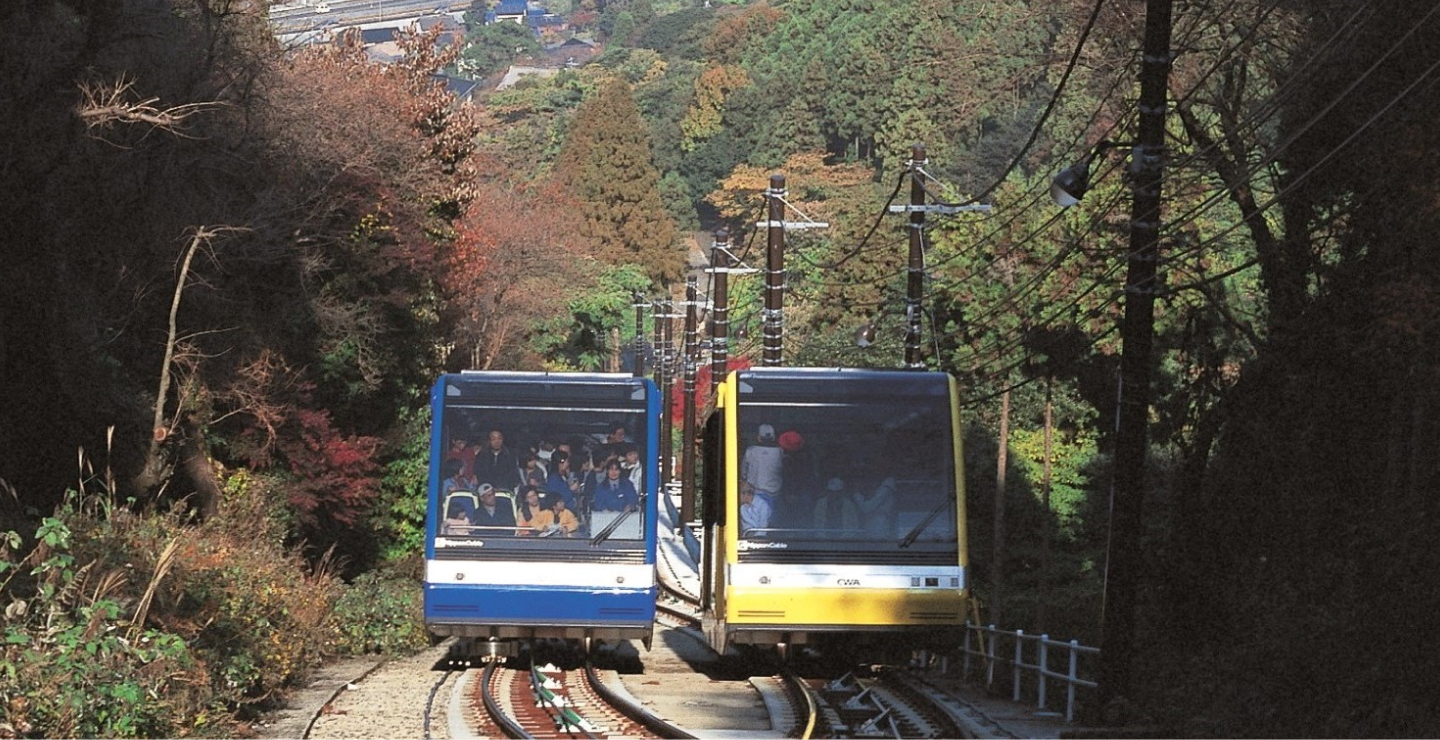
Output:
[306, 645, 455, 740]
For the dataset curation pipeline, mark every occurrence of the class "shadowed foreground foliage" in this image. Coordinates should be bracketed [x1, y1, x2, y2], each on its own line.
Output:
[0, 473, 426, 739]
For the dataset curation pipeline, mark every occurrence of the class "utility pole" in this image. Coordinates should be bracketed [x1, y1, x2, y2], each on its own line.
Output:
[763, 173, 786, 366]
[888, 145, 990, 368]
[651, 298, 665, 482]
[993, 388, 1010, 628]
[681, 277, 699, 524]
[651, 299, 663, 386]
[755, 173, 829, 367]
[632, 292, 647, 378]
[905, 145, 928, 369]
[660, 299, 676, 486]
[1038, 378, 1054, 634]
[709, 228, 731, 392]
[1097, 0, 1173, 717]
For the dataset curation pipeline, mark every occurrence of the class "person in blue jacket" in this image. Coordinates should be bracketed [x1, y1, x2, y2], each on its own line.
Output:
[544, 450, 580, 510]
[591, 459, 638, 513]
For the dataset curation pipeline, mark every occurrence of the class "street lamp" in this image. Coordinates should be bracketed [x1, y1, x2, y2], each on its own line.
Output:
[853, 322, 877, 348]
[1050, 140, 1136, 207]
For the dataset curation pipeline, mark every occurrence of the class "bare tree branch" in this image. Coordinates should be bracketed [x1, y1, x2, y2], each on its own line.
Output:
[150, 226, 245, 456]
[76, 76, 222, 137]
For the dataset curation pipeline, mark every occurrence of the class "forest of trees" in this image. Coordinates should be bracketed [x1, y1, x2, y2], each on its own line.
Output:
[2, 0, 1438, 736]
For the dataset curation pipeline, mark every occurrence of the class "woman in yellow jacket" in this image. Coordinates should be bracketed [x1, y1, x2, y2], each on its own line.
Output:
[527, 494, 580, 537]
[515, 485, 547, 535]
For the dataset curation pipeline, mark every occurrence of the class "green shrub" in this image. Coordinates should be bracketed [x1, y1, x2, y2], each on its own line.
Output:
[2, 469, 429, 737]
[371, 407, 431, 562]
[169, 471, 341, 704]
[328, 563, 427, 656]
[3, 477, 350, 737]
[1, 515, 215, 738]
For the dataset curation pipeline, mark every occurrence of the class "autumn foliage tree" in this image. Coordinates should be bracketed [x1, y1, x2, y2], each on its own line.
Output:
[0, 0, 484, 556]
[278, 407, 382, 543]
[680, 63, 749, 150]
[443, 180, 598, 370]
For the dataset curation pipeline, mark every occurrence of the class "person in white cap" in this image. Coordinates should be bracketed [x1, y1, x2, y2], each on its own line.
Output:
[741, 423, 784, 509]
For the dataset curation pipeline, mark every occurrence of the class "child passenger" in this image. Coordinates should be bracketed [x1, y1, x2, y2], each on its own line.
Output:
[442, 500, 472, 536]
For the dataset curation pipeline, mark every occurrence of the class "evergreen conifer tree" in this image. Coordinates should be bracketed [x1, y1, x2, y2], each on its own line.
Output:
[556, 77, 684, 286]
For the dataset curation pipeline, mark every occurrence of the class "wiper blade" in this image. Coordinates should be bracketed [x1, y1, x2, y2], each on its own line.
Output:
[899, 500, 950, 548]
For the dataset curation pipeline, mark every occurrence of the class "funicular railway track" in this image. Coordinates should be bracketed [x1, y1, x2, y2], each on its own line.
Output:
[655, 581, 702, 631]
[471, 658, 697, 739]
[320, 634, 984, 740]
[655, 602, 701, 632]
[654, 545, 970, 739]
[782, 664, 972, 739]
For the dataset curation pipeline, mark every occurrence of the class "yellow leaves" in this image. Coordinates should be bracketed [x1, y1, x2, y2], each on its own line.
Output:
[680, 64, 750, 149]
[350, 209, 395, 241]
[705, 152, 876, 223]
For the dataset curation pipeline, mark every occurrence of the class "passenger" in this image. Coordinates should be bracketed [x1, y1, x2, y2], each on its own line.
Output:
[607, 423, 628, 445]
[740, 423, 784, 506]
[544, 450, 580, 510]
[813, 477, 860, 531]
[532, 495, 580, 537]
[592, 442, 619, 470]
[576, 449, 601, 515]
[442, 500, 472, 536]
[590, 459, 641, 539]
[777, 430, 816, 526]
[515, 486, 547, 534]
[471, 483, 517, 530]
[520, 450, 548, 485]
[778, 430, 804, 455]
[445, 437, 478, 479]
[852, 476, 896, 538]
[441, 459, 477, 495]
[536, 437, 557, 466]
[739, 483, 772, 536]
[620, 444, 643, 493]
[474, 429, 522, 490]
[593, 459, 639, 513]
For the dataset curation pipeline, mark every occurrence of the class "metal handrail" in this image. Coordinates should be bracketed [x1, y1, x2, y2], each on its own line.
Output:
[958, 622, 1099, 722]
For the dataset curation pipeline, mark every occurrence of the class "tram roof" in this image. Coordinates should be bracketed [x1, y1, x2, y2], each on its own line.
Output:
[438, 371, 654, 404]
[731, 367, 953, 400]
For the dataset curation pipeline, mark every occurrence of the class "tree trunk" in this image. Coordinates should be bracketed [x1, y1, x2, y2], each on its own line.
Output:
[991, 388, 1010, 627]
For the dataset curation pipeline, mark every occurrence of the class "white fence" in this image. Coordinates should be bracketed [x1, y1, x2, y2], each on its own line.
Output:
[958, 622, 1100, 722]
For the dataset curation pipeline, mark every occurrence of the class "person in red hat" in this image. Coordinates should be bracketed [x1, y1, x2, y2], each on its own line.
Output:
[777, 429, 820, 526]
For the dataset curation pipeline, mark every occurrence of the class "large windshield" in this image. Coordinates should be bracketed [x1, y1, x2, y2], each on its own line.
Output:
[733, 373, 957, 556]
[435, 377, 650, 546]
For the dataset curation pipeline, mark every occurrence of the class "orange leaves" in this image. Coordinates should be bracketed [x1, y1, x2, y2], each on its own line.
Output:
[442, 183, 595, 367]
[279, 24, 480, 219]
[704, 5, 785, 63]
